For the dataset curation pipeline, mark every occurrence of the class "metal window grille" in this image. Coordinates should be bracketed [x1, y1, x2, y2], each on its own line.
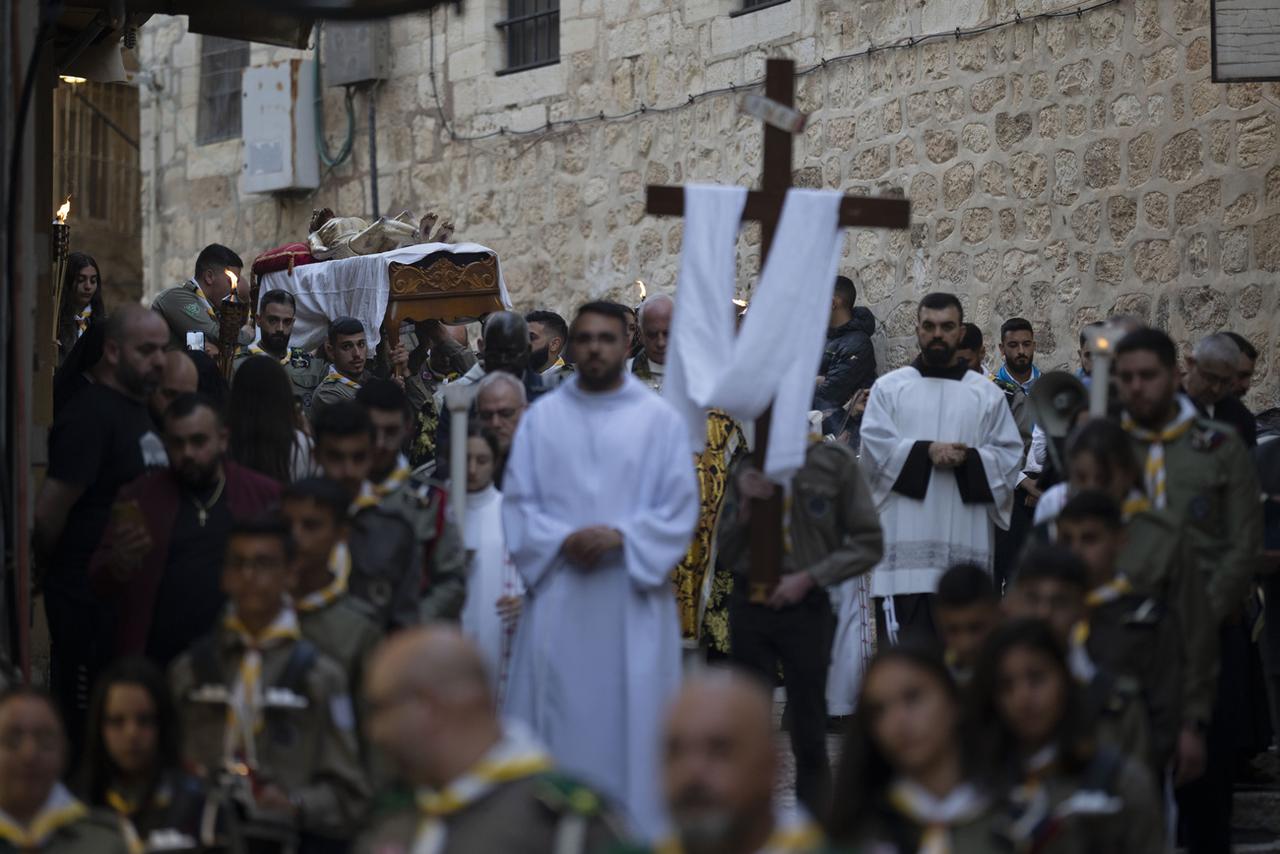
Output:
[738, 0, 790, 12]
[497, 0, 559, 75]
[196, 36, 250, 145]
[53, 82, 140, 229]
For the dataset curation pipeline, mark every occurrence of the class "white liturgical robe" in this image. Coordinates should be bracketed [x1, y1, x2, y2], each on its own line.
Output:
[860, 362, 1024, 598]
[502, 373, 699, 840]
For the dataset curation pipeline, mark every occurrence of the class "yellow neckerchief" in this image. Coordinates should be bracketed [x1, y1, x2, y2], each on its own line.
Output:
[414, 725, 553, 852]
[1022, 744, 1059, 788]
[887, 779, 987, 854]
[1067, 620, 1097, 683]
[349, 481, 380, 515]
[247, 343, 291, 366]
[1120, 489, 1151, 521]
[324, 364, 362, 391]
[654, 808, 823, 853]
[0, 783, 88, 849]
[1085, 575, 1134, 609]
[187, 279, 217, 322]
[223, 607, 302, 770]
[372, 454, 411, 499]
[295, 542, 351, 613]
[74, 303, 93, 338]
[1122, 396, 1197, 510]
[106, 787, 155, 854]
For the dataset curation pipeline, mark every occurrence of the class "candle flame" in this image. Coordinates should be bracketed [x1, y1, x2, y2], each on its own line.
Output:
[226, 268, 239, 295]
[54, 196, 71, 223]
[58, 75, 87, 85]
[635, 279, 647, 300]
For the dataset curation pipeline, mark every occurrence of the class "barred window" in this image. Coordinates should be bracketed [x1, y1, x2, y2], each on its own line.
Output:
[197, 36, 249, 145]
[497, 0, 559, 75]
[736, 0, 790, 13]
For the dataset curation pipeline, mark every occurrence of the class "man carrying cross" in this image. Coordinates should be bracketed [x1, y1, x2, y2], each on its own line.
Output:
[859, 293, 1024, 644]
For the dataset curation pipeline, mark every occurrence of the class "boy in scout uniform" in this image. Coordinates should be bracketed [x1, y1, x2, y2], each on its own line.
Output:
[1055, 491, 1184, 779]
[151, 243, 244, 350]
[169, 516, 369, 847]
[357, 379, 466, 622]
[310, 317, 369, 417]
[359, 627, 624, 854]
[0, 688, 129, 853]
[1114, 327, 1263, 849]
[716, 436, 884, 817]
[232, 289, 327, 412]
[311, 401, 425, 630]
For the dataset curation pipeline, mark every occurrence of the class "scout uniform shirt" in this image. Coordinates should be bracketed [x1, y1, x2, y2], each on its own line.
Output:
[310, 366, 364, 418]
[102, 771, 211, 854]
[233, 345, 329, 414]
[1083, 576, 1183, 776]
[1122, 398, 1263, 623]
[0, 783, 129, 854]
[151, 279, 219, 350]
[355, 724, 623, 854]
[846, 781, 1010, 853]
[368, 456, 468, 623]
[294, 543, 383, 696]
[169, 608, 370, 840]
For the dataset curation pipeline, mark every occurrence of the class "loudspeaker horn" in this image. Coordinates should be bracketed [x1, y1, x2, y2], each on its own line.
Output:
[1029, 371, 1088, 440]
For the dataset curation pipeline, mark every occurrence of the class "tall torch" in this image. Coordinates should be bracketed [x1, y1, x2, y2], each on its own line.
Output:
[49, 197, 71, 344]
[1086, 323, 1117, 418]
[441, 382, 479, 532]
[218, 269, 248, 380]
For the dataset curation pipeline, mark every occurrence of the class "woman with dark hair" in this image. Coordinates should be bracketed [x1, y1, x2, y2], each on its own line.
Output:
[969, 619, 1163, 854]
[184, 348, 230, 415]
[80, 657, 210, 851]
[828, 645, 1000, 851]
[1033, 418, 1145, 525]
[56, 252, 104, 364]
[227, 355, 310, 484]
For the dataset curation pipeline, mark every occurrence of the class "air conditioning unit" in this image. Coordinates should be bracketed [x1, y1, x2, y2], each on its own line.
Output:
[241, 59, 321, 194]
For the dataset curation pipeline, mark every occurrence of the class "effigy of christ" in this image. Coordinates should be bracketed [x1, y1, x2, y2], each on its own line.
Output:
[647, 58, 910, 603]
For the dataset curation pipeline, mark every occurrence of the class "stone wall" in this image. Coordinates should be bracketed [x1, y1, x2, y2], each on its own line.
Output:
[139, 0, 1280, 407]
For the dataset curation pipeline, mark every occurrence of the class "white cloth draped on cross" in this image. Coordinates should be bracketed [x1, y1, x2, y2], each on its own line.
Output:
[662, 185, 847, 483]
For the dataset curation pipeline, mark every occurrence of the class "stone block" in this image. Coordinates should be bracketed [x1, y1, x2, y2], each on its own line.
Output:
[1071, 200, 1102, 243]
[936, 218, 956, 242]
[924, 129, 959, 164]
[1142, 46, 1178, 87]
[943, 162, 975, 210]
[1065, 104, 1089, 137]
[980, 162, 1007, 197]
[1039, 106, 1061, 139]
[995, 112, 1032, 149]
[1054, 149, 1080, 206]
[1190, 79, 1220, 118]
[1144, 191, 1170, 230]
[1010, 152, 1047, 199]
[962, 123, 991, 154]
[1179, 286, 1229, 333]
[1238, 115, 1276, 169]
[1026, 205, 1051, 241]
[1159, 130, 1202, 182]
[1096, 253, 1125, 285]
[1222, 227, 1250, 274]
[1174, 179, 1221, 227]
[1227, 83, 1262, 110]
[1108, 195, 1137, 243]
[850, 145, 891, 179]
[1238, 284, 1262, 318]
[1268, 166, 1280, 207]
[1132, 239, 1179, 283]
[1257, 214, 1280, 272]
[970, 76, 1006, 113]
[961, 207, 993, 244]
[1084, 139, 1121, 189]
[1057, 59, 1094, 96]
[911, 172, 940, 216]
[1225, 193, 1257, 225]
[1111, 94, 1143, 127]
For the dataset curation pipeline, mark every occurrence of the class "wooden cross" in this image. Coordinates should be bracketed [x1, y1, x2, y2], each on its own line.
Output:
[646, 58, 911, 603]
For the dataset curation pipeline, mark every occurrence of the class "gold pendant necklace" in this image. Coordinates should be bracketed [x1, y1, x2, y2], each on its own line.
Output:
[192, 472, 227, 527]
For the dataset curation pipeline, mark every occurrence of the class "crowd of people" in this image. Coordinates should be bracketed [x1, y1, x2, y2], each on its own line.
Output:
[12, 242, 1276, 853]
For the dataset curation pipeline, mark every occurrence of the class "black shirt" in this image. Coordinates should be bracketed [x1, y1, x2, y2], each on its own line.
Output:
[46, 384, 168, 598]
[145, 485, 231, 670]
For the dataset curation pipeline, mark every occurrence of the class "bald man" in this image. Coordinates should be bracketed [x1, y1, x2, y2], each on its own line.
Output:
[35, 304, 171, 759]
[617, 672, 828, 854]
[632, 295, 672, 391]
[148, 349, 198, 424]
[358, 627, 624, 854]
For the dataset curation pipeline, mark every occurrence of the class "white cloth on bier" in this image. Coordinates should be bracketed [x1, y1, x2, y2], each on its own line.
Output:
[258, 242, 512, 351]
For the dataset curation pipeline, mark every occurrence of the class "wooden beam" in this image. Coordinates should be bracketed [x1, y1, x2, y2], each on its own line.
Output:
[646, 186, 912, 230]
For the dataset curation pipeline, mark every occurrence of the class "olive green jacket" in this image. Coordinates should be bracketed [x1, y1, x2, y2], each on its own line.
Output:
[356, 772, 623, 854]
[380, 474, 467, 622]
[169, 625, 370, 838]
[1126, 416, 1263, 622]
[0, 806, 130, 854]
[151, 281, 219, 349]
[718, 443, 884, 588]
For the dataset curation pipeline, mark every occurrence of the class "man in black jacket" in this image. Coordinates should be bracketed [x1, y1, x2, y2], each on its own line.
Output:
[813, 274, 877, 436]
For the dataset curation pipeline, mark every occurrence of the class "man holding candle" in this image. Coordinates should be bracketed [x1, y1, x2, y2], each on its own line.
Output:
[151, 243, 244, 351]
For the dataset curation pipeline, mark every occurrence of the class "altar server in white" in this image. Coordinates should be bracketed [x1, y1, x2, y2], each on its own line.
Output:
[860, 292, 1023, 644]
[502, 301, 699, 841]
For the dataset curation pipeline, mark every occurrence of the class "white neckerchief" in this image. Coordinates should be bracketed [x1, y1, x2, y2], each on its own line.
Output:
[350, 481, 380, 515]
[187, 278, 217, 321]
[295, 542, 352, 613]
[0, 783, 87, 849]
[887, 779, 988, 854]
[412, 722, 554, 854]
[223, 606, 302, 770]
[1122, 395, 1197, 509]
[74, 303, 93, 338]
